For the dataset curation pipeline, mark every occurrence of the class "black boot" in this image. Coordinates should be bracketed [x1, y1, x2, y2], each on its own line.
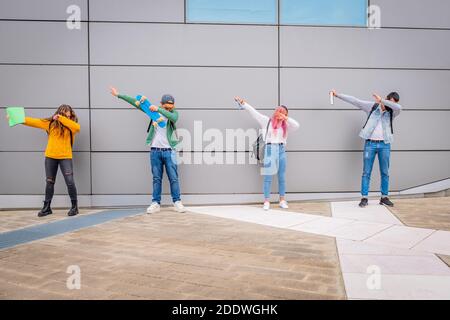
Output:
[68, 200, 79, 216]
[38, 200, 53, 217]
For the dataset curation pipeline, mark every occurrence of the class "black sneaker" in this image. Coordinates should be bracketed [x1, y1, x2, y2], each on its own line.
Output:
[359, 198, 368, 208]
[380, 197, 394, 207]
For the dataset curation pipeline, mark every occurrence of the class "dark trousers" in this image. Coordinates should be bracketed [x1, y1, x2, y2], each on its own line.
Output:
[44, 157, 78, 202]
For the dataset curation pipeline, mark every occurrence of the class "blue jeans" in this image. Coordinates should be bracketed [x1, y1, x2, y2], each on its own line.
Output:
[150, 149, 181, 204]
[361, 140, 391, 197]
[262, 144, 286, 199]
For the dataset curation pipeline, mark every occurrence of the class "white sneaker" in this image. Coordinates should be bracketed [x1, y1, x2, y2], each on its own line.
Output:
[174, 201, 186, 213]
[263, 201, 270, 211]
[279, 200, 289, 209]
[146, 202, 160, 214]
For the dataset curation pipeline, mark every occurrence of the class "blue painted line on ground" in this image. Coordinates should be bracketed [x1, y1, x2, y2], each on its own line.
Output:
[0, 208, 144, 250]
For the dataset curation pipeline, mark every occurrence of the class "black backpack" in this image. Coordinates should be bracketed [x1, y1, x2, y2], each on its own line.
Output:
[362, 103, 394, 134]
[252, 120, 271, 166]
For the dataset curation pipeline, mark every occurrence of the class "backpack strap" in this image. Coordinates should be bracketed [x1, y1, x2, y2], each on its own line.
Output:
[387, 107, 394, 134]
[264, 119, 271, 141]
[362, 104, 379, 129]
[362, 103, 394, 134]
[147, 120, 153, 133]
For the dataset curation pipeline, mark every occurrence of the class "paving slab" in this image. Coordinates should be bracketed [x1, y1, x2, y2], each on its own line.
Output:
[342, 273, 450, 300]
[340, 254, 450, 276]
[331, 201, 403, 225]
[188, 206, 321, 229]
[329, 221, 392, 241]
[363, 225, 436, 250]
[336, 239, 433, 257]
[411, 230, 450, 256]
[287, 216, 354, 235]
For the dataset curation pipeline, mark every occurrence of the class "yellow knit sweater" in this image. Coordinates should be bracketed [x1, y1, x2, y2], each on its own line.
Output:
[24, 116, 80, 159]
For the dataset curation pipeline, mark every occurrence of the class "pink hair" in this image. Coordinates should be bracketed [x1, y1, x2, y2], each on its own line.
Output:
[271, 106, 288, 138]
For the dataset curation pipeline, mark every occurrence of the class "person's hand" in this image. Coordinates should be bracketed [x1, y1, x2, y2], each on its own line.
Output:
[6, 114, 10, 121]
[140, 96, 147, 104]
[110, 86, 119, 97]
[330, 89, 337, 97]
[373, 93, 382, 103]
[277, 113, 288, 121]
[234, 96, 245, 105]
[53, 114, 60, 121]
[150, 105, 158, 112]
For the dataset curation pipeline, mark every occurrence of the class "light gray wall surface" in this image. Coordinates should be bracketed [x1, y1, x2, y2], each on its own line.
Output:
[89, 0, 185, 23]
[371, 0, 450, 29]
[1, 0, 449, 205]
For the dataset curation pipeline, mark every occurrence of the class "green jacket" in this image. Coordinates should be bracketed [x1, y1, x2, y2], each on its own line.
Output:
[117, 94, 180, 148]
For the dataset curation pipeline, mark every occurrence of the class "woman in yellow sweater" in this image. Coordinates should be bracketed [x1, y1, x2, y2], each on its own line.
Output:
[15, 105, 81, 217]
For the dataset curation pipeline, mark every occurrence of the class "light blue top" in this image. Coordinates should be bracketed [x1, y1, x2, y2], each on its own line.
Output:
[337, 94, 402, 144]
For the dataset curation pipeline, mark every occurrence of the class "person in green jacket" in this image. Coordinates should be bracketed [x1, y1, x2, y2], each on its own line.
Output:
[110, 87, 185, 213]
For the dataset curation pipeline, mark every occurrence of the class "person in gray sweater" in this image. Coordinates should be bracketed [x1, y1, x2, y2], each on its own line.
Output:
[331, 89, 402, 208]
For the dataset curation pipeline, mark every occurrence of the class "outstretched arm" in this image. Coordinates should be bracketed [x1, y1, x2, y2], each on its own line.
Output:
[23, 117, 50, 131]
[110, 86, 145, 113]
[331, 90, 374, 113]
[234, 96, 269, 128]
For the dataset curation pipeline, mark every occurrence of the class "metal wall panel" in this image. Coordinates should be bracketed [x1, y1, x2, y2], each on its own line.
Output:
[0, 152, 91, 195]
[280, 27, 450, 69]
[90, 23, 278, 66]
[89, 0, 184, 23]
[0, 65, 89, 109]
[0, 0, 88, 20]
[0, 21, 88, 64]
[372, 0, 450, 29]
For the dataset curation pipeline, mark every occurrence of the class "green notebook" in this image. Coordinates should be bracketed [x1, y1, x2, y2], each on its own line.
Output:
[6, 107, 25, 127]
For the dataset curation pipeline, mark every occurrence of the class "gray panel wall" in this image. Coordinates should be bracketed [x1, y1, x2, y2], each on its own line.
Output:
[89, 0, 184, 23]
[0, 21, 88, 64]
[90, 23, 278, 66]
[372, 0, 450, 28]
[0, 0, 88, 20]
[0, 66, 88, 109]
[1, 0, 449, 203]
[281, 27, 450, 69]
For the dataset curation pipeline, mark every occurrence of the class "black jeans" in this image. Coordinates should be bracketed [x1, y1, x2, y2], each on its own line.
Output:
[44, 157, 78, 202]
